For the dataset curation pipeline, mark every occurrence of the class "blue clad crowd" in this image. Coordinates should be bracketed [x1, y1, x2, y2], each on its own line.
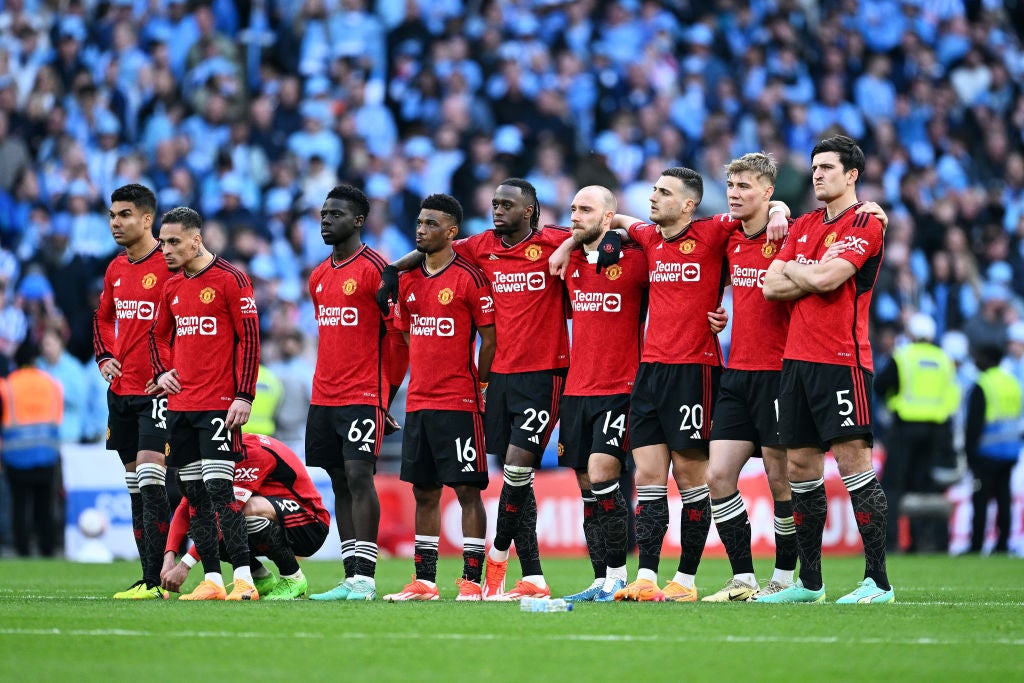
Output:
[0, 0, 1021, 450]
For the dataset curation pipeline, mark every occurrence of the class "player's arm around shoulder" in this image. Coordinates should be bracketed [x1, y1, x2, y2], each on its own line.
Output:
[452, 232, 485, 264]
[390, 248, 429, 271]
[477, 324, 496, 384]
[548, 229, 579, 279]
[610, 213, 643, 237]
[765, 202, 792, 242]
[855, 201, 888, 231]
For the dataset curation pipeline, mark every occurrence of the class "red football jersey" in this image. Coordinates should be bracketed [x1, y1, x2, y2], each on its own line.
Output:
[454, 227, 569, 374]
[149, 257, 261, 410]
[308, 245, 392, 407]
[776, 203, 884, 370]
[93, 244, 173, 396]
[627, 217, 731, 366]
[564, 245, 648, 396]
[393, 254, 495, 412]
[165, 433, 330, 555]
[725, 225, 792, 371]
[233, 433, 330, 527]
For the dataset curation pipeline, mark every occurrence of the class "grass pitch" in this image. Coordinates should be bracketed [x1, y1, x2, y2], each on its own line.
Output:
[1, 555, 1021, 682]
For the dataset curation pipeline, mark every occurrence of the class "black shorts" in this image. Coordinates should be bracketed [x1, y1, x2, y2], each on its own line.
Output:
[557, 394, 630, 470]
[629, 363, 720, 452]
[264, 496, 329, 558]
[165, 410, 242, 467]
[778, 359, 874, 447]
[305, 404, 384, 469]
[709, 369, 783, 451]
[106, 392, 169, 464]
[485, 369, 566, 464]
[401, 410, 489, 489]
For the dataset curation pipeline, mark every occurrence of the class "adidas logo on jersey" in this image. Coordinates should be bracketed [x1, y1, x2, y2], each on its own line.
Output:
[488, 254, 499, 260]
[572, 270, 580, 278]
[734, 245, 741, 253]
[172, 296, 179, 305]
[528, 435, 541, 445]
[316, 283, 323, 293]
[841, 417, 855, 427]
[608, 437, 620, 447]
[462, 463, 475, 472]
[406, 293, 416, 302]
[691, 431, 702, 440]
[218, 443, 231, 452]
[798, 235, 808, 243]
[656, 244, 663, 250]
[113, 278, 121, 287]
[359, 443, 372, 453]
[154, 420, 166, 430]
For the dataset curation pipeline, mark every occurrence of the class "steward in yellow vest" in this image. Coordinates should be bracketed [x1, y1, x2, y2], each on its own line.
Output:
[964, 343, 1022, 553]
[875, 313, 959, 552]
[242, 364, 283, 437]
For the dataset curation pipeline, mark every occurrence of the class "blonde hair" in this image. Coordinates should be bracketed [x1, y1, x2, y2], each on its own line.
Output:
[725, 152, 778, 186]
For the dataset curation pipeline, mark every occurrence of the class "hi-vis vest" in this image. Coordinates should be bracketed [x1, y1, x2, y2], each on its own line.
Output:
[242, 365, 282, 437]
[0, 367, 63, 469]
[886, 342, 959, 423]
[977, 367, 1023, 461]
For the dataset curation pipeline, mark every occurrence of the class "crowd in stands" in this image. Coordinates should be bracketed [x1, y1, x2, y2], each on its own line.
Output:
[0, 0, 1022, 452]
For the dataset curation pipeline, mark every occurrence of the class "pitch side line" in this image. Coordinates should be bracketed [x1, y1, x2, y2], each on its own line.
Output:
[1, 628, 1022, 647]
[2, 594, 1022, 608]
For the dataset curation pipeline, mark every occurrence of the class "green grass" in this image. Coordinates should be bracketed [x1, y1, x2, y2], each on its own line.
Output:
[1, 555, 1022, 682]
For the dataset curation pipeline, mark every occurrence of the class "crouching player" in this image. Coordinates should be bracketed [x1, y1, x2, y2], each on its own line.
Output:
[161, 432, 330, 600]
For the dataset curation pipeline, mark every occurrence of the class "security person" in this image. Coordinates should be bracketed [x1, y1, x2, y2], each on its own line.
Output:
[0, 339, 64, 557]
[875, 313, 960, 551]
[965, 343, 1022, 554]
[242, 364, 283, 437]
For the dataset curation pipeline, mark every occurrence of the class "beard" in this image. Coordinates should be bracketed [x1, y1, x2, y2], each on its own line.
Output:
[573, 223, 603, 246]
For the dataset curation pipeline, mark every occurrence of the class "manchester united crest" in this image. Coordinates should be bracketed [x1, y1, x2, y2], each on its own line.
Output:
[761, 241, 777, 258]
[679, 239, 696, 254]
[164, 443, 171, 457]
[199, 287, 216, 304]
[524, 244, 542, 261]
[557, 442, 564, 458]
[605, 264, 622, 281]
[142, 273, 158, 290]
[343, 278, 357, 295]
[438, 287, 454, 305]
[824, 232, 837, 248]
